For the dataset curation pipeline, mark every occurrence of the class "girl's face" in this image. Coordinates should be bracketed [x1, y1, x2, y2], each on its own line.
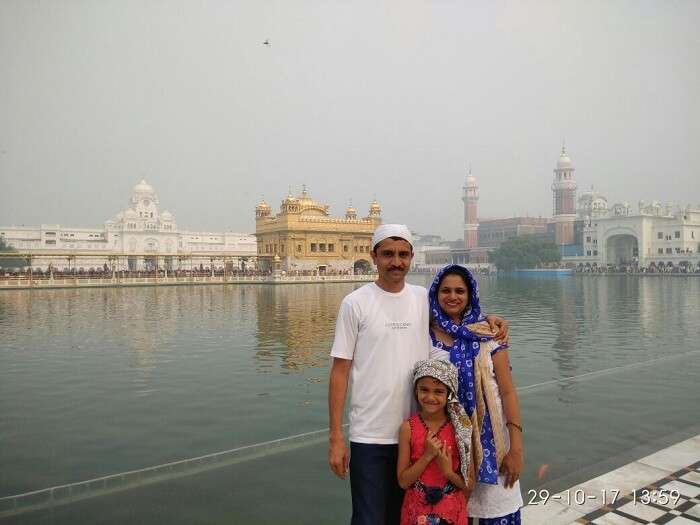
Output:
[438, 273, 470, 322]
[415, 377, 448, 415]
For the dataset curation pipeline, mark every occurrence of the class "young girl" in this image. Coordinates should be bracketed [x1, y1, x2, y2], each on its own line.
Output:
[398, 359, 473, 525]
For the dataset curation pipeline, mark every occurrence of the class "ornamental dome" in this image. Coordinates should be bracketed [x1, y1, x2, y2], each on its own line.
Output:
[124, 209, 138, 219]
[282, 191, 298, 205]
[465, 167, 477, 187]
[297, 185, 314, 206]
[133, 179, 154, 194]
[256, 199, 272, 218]
[556, 146, 573, 170]
[369, 199, 382, 216]
[161, 210, 173, 221]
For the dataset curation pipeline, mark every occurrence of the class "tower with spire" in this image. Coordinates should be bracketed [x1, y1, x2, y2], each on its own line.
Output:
[462, 167, 479, 249]
[551, 144, 578, 245]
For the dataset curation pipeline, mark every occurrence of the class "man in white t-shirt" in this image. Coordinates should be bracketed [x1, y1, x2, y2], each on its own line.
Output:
[328, 224, 506, 525]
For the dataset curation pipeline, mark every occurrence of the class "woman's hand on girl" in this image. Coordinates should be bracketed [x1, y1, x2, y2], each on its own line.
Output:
[499, 448, 523, 488]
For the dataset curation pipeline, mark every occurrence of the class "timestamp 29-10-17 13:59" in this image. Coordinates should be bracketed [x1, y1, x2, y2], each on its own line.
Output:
[527, 488, 681, 507]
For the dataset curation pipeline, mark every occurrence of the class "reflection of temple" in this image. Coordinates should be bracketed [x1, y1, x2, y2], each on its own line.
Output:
[254, 283, 356, 372]
[255, 186, 381, 274]
[550, 278, 581, 404]
[6, 286, 181, 383]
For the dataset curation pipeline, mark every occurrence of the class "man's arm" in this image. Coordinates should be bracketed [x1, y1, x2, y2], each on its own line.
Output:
[328, 357, 352, 479]
[485, 315, 509, 343]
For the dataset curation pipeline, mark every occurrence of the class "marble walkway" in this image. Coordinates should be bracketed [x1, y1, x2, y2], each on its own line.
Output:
[522, 434, 700, 524]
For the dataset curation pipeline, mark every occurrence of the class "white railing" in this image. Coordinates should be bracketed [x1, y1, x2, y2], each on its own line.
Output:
[0, 274, 377, 289]
[0, 426, 339, 518]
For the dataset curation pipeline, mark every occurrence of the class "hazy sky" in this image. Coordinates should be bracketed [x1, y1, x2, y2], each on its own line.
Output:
[1, 0, 698, 239]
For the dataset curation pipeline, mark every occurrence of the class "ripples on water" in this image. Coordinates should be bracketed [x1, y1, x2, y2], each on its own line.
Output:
[0, 275, 699, 522]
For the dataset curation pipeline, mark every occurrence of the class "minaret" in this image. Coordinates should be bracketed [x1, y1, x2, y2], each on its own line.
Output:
[462, 167, 479, 249]
[551, 144, 578, 245]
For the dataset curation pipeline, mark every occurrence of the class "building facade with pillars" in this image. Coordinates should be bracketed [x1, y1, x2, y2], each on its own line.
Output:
[0, 180, 257, 271]
[564, 199, 700, 271]
[255, 187, 382, 274]
[551, 145, 578, 249]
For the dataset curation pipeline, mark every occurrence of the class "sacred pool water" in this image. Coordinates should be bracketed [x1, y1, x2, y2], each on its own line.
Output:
[1, 274, 699, 523]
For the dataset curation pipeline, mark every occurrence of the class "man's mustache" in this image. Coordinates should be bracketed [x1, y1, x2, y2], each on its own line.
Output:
[388, 266, 404, 271]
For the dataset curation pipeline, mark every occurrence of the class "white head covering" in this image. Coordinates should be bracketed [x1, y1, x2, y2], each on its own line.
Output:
[371, 224, 413, 251]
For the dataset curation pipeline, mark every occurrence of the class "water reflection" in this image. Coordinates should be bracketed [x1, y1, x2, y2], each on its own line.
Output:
[551, 278, 580, 404]
[254, 283, 363, 372]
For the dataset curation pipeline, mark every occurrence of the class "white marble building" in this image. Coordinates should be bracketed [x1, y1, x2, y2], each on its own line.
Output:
[573, 193, 700, 270]
[0, 180, 257, 271]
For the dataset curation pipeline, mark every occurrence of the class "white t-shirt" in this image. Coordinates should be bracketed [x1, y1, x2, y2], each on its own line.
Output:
[330, 282, 433, 444]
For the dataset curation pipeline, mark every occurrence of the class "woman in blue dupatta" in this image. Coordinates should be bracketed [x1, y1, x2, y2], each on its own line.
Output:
[429, 264, 524, 525]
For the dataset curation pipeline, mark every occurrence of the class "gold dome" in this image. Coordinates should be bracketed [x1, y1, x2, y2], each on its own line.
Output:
[283, 188, 298, 203]
[256, 199, 272, 218]
[297, 184, 314, 206]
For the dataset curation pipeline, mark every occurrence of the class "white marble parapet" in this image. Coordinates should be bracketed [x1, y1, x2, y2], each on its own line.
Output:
[523, 434, 700, 524]
[0, 274, 378, 290]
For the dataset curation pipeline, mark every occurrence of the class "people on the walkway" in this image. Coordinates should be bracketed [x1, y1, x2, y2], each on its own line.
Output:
[428, 264, 523, 525]
[398, 359, 471, 525]
[328, 224, 508, 525]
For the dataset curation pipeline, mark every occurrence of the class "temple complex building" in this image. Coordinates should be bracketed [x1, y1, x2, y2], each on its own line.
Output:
[565, 200, 700, 270]
[548, 149, 700, 270]
[439, 144, 699, 272]
[255, 186, 381, 274]
[478, 217, 549, 248]
[0, 180, 257, 272]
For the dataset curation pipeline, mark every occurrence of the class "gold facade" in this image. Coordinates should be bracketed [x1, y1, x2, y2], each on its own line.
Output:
[255, 187, 382, 273]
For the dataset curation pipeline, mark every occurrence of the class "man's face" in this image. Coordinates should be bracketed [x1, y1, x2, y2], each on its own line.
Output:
[371, 238, 413, 285]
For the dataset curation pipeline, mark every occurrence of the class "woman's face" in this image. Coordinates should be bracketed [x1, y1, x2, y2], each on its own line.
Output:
[438, 273, 470, 322]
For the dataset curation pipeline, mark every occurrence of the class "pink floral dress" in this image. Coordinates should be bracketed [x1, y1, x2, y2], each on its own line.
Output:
[400, 414, 467, 525]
